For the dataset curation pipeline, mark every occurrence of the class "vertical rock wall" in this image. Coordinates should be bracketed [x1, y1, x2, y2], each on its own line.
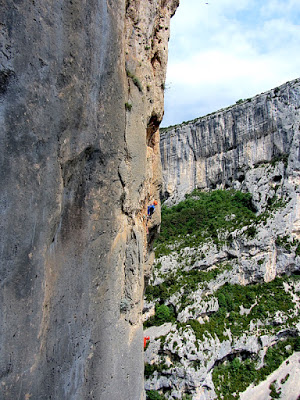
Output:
[161, 79, 300, 204]
[0, 1, 178, 399]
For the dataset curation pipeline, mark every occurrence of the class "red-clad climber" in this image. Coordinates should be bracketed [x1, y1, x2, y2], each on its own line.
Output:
[144, 336, 150, 349]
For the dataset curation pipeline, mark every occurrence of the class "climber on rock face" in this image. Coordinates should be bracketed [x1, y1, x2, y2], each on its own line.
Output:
[144, 336, 150, 349]
[147, 200, 158, 220]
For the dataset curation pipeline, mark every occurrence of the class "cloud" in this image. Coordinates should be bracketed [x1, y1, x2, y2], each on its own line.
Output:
[162, 0, 300, 127]
[261, 0, 300, 19]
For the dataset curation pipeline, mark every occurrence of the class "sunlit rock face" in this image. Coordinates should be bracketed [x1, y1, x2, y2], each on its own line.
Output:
[0, 0, 178, 399]
[161, 78, 300, 205]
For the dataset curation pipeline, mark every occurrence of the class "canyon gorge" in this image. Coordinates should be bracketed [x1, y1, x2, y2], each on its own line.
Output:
[1, 0, 299, 399]
[144, 78, 300, 399]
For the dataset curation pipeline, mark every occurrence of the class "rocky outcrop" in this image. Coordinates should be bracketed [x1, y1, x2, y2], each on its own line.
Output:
[160, 78, 300, 204]
[0, 1, 178, 399]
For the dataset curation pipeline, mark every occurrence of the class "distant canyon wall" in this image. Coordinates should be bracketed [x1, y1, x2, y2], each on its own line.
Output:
[161, 78, 300, 204]
[145, 78, 300, 400]
[0, 1, 178, 399]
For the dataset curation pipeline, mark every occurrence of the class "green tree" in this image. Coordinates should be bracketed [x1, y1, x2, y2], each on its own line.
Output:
[146, 390, 165, 400]
[155, 304, 171, 324]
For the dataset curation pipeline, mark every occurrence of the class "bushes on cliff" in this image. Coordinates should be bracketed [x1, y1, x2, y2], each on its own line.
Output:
[155, 189, 257, 257]
[187, 312, 227, 343]
[146, 390, 166, 400]
[212, 336, 300, 399]
[276, 235, 300, 255]
[217, 277, 295, 316]
[144, 304, 175, 328]
[145, 263, 231, 304]
[155, 304, 173, 324]
[144, 362, 168, 378]
[216, 277, 296, 335]
[126, 68, 143, 92]
[178, 277, 296, 342]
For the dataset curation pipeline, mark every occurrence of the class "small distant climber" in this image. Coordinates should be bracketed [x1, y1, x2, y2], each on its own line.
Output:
[147, 200, 158, 220]
[144, 336, 150, 349]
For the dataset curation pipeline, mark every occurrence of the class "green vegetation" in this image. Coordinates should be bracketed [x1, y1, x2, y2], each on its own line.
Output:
[155, 304, 173, 324]
[296, 243, 300, 256]
[269, 381, 281, 399]
[266, 194, 289, 211]
[126, 68, 143, 92]
[146, 270, 298, 336]
[144, 362, 168, 378]
[276, 235, 300, 254]
[145, 334, 300, 398]
[253, 153, 289, 169]
[212, 337, 300, 399]
[146, 390, 166, 400]
[155, 189, 257, 257]
[280, 373, 290, 384]
[145, 188, 298, 331]
[256, 193, 291, 227]
[185, 309, 228, 343]
[270, 153, 289, 167]
[144, 304, 176, 328]
[145, 263, 232, 306]
[125, 102, 132, 111]
[179, 276, 297, 342]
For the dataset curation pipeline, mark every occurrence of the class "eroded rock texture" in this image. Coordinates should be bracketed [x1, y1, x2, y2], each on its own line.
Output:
[161, 78, 300, 204]
[0, 0, 178, 399]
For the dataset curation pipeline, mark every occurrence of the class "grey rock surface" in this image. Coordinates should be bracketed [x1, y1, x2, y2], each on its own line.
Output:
[161, 78, 300, 205]
[144, 323, 174, 340]
[0, 0, 178, 399]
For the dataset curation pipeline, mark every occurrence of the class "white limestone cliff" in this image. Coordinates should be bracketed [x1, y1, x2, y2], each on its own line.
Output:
[160, 78, 300, 206]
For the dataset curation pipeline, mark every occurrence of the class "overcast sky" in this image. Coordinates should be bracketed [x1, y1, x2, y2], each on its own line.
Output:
[162, 0, 300, 127]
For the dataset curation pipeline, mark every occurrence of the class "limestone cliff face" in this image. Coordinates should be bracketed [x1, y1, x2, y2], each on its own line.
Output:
[143, 79, 300, 399]
[0, 1, 178, 399]
[161, 78, 300, 204]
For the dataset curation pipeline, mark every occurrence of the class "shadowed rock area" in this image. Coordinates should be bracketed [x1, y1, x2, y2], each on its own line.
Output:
[0, 0, 178, 399]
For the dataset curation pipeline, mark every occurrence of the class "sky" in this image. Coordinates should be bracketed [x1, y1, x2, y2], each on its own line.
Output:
[162, 0, 300, 127]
